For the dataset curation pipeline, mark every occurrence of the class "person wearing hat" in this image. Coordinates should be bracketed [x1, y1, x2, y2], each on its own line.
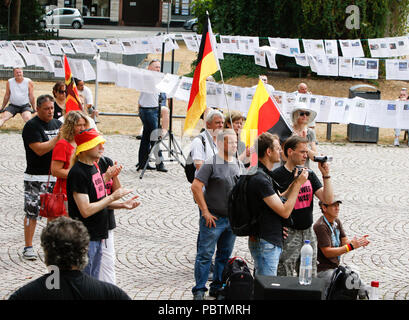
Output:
[313, 196, 370, 297]
[290, 103, 318, 168]
[67, 128, 140, 279]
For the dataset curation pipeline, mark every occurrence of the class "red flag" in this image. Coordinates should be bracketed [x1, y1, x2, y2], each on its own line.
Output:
[64, 55, 83, 113]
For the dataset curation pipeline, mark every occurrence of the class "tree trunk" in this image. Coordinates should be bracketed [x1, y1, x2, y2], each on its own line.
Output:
[10, 0, 21, 35]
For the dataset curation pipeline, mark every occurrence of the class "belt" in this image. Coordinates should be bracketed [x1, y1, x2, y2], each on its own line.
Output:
[139, 106, 159, 109]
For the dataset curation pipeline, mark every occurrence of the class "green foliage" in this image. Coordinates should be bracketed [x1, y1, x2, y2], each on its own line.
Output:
[191, 0, 214, 34]
[193, 0, 409, 39]
[0, 0, 45, 35]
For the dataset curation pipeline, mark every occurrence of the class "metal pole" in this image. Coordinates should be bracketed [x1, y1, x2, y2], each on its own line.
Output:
[93, 48, 100, 122]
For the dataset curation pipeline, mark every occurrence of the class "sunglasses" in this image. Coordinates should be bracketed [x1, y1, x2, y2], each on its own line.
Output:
[58, 90, 66, 94]
[299, 111, 310, 117]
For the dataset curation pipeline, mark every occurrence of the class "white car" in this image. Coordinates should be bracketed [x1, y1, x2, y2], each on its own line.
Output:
[40, 8, 84, 29]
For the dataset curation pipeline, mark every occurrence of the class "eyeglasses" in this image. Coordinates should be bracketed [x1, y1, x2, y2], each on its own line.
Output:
[299, 111, 310, 117]
[58, 90, 66, 94]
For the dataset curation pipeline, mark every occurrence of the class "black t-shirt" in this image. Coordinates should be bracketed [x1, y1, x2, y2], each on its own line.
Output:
[8, 270, 131, 300]
[67, 161, 109, 241]
[271, 165, 322, 230]
[22, 116, 62, 175]
[53, 101, 64, 119]
[97, 156, 116, 231]
[247, 163, 284, 247]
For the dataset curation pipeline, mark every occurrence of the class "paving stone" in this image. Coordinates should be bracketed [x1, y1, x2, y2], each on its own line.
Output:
[0, 133, 408, 300]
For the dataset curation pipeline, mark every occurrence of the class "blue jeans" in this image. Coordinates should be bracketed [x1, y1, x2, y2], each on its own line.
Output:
[138, 107, 163, 166]
[248, 237, 282, 276]
[192, 216, 236, 293]
[83, 240, 103, 279]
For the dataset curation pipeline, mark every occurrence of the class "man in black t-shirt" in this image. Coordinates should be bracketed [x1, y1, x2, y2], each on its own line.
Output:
[21, 94, 61, 260]
[67, 128, 140, 279]
[271, 135, 334, 278]
[9, 217, 131, 300]
[247, 132, 308, 277]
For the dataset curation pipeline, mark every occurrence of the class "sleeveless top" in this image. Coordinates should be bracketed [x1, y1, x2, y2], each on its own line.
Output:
[9, 77, 30, 106]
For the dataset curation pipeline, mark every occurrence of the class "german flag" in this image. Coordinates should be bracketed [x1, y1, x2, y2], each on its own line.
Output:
[242, 80, 293, 149]
[64, 55, 83, 113]
[183, 16, 219, 134]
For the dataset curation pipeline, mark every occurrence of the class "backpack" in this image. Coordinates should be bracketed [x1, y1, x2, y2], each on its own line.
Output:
[218, 257, 254, 300]
[227, 167, 271, 236]
[326, 265, 360, 300]
[184, 135, 205, 183]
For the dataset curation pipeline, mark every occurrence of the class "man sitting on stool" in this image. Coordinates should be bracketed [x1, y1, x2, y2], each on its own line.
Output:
[313, 196, 370, 298]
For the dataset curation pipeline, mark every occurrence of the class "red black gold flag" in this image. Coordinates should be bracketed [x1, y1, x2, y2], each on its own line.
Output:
[183, 16, 219, 134]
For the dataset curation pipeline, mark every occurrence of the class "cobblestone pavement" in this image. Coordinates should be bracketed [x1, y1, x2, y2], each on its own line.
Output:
[0, 132, 408, 300]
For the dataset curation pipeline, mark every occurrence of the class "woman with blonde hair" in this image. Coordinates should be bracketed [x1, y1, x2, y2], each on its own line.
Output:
[50, 111, 89, 221]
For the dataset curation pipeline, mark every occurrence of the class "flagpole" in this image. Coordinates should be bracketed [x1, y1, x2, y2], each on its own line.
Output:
[93, 48, 100, 122]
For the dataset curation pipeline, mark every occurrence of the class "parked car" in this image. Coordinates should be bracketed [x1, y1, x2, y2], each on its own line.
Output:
[183, 18, 198, 32]
[40, 8, 84, 29]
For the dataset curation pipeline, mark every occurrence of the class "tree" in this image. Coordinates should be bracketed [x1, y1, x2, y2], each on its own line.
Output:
[0, 0, 44, 35]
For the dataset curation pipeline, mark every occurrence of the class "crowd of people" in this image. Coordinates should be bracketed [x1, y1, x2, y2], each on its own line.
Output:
[1, 66, 373, 300]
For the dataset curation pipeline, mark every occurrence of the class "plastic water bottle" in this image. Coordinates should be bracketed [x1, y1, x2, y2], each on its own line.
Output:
[369, 281, 379, 300]
[299, 240, 313, 285]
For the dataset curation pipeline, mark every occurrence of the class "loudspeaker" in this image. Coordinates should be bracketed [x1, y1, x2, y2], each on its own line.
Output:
[254, 275, 325, 300]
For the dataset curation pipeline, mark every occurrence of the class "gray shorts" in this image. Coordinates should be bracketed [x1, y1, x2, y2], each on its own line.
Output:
[24, 180, 55, 219]
[5, 103, 33, 116]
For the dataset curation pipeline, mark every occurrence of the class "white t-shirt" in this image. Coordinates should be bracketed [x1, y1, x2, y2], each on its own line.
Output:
[190, 130, 218, 162]
[78, 86, 93, 106]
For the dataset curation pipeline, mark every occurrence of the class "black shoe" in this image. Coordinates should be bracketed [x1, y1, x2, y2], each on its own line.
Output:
[136, 163, 155, 171]
[209, 288, 220, 298]
[136, 135, 142, 140]
[156, 163, 168, 173]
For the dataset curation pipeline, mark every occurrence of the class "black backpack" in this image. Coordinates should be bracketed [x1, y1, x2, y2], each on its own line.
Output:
[326, 265, 360, 300]
[184, 135, 206, 183]
[228, 167, 271, 236]
[219, 257, 254, 300]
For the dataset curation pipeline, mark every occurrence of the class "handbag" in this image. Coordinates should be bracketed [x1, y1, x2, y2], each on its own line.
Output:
[39, 170, 66, 218]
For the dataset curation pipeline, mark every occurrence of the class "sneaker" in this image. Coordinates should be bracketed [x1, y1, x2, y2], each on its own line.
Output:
[394, 137, 399, 146]
[193, 291, 205, 300]
[22, 247, 37, 260]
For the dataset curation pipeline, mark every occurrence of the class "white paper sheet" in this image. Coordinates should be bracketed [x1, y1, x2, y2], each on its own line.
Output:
[253, 49, 267, 67]
[324, 40, 338, 56]
[338, 57, 353, 77]
[397, 101, 409, 129]
[339, 39, 364, 57]
[294, 53, 309, 67]
[174, 76, 193, 102]
[46, 40, 63, 55]
[11, 41, 28, 54]
[182, 34, 199, 52]
[59, 40, 76, 54]
[106, 39, 124, 54]
[302, 39, 325, 56]
[385, 59, 409, 80]
[352, 58, 379, 79]
[96, 59, 118, 83]
[51, 56, 64, 78]
[155, 73, 180, 98]
[348, 97, 367, 125]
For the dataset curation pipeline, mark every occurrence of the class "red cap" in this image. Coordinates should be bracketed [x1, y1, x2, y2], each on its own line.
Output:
[371, 281, 379, 287]
[75, 128, 106, 155]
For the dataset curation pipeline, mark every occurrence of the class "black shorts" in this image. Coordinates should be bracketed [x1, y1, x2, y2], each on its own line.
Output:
[4, 103, 33, 116]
